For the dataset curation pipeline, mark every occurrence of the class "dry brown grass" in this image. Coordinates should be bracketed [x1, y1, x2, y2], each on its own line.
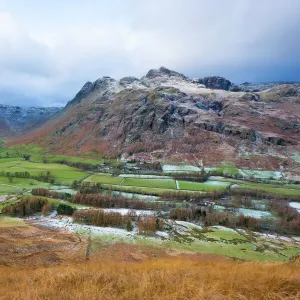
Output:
[0, 256, 299, 300]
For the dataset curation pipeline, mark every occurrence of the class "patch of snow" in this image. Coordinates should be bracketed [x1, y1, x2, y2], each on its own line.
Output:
[289, 202, 300, 212]
[175, 220, 202, 230]
[211, 226, 237, 233]
[162, 164, 201, 172]
[205, 180, 230, 186]
[49, 188, 77, 194]
[155, 231, 169, 237]
[238, 169, 282, 179]
[103, 208, 154, 216]
[0, 196, 7, 202]
[238, 208, 273, 219]
[36, 215, 135, 238]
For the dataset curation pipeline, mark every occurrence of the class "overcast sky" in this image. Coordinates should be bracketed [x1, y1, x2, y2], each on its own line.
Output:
[0, 0, 299, 107]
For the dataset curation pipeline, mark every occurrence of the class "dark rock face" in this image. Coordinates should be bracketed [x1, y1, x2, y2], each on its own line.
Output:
[198, 76, 232, 90]
[0, 105, 61, 137]
[145, 66, 186, 79]
[119, 76, 141, 86]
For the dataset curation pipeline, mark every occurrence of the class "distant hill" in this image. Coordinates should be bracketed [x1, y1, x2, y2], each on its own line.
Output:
[0, 105, 61, 137]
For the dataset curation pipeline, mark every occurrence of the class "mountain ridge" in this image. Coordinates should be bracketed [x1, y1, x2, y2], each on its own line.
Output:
[6, 67, 300, 170]
[0, 104, 61, 137]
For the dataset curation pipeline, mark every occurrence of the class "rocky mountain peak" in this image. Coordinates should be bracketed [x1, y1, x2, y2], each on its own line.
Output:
[94, 76, 117, 90]
[145, 66, 186, 80]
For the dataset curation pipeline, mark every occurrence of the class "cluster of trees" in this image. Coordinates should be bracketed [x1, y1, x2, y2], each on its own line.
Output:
[2, 196, 53, 217]
[73, 209, 127, 228]
[1, 170, 55, 184]
[160, 190, 225, 202]
[73, 209, 165, 236]
[31, 188, 72, 201]
[78, 182, 102, 194]
[172, 170, 210, 183]
[268, 200, 300, 235]
[48, 160, 100, 171]
[72, 192, 168, 210]
[169, 204, 300, 235]
[136, 215, 164, 235]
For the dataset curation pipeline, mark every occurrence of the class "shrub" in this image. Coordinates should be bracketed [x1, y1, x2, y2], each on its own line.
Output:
[73, 209, 126, 228]
[137, 215, 164, 236]
[2, 196, 49, 217]
[57, 204, 76, 215]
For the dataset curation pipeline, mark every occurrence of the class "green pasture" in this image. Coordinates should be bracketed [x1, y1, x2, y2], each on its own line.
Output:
[85, 173, 123, 185]
[177, 180, 230, 191]
[121, 178, 176, 189]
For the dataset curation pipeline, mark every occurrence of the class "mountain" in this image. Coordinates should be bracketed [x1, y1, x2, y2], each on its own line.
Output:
[8, 67, 300, 169]
[0, 105, 61, 137]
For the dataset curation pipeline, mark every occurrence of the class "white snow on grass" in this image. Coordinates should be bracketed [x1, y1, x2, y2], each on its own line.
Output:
[103, 208, 154, 216]
[289, 202, 300, 212]
[238, 208, 273, 219]
[204, 167, 217, 172]
[205, 180, 230, 186]
[155, 231, 169, 238]
[50, 188, 77, 194]
[0, 195, 7, 202]
[211, 226, 237, 232]
[36, 215, 135, 238]
[238, 169, 282, 179]
[175, 220, 203, 230]
[162, 164, 201, 172]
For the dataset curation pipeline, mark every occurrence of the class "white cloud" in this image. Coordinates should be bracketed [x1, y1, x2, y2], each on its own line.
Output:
[0, 0, 299, 107]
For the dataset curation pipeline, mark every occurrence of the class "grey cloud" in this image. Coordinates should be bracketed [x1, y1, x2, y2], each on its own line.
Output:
[0, 0, 299, 107]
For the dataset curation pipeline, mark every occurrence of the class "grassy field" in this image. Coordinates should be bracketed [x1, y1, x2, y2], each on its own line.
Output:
[235, 183, 300, 197]
[101, 184, 176, 195]
[85, 173, 123, 185]
[0, 160, 90, 185]
[0, 143, 104, 166]
[122, 178, 177, 189]
[178, 180, 230, 191]
[87, 175, 177, 190]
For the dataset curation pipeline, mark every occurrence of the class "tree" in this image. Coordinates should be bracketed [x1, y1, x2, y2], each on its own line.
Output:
[8, 174, 13, 184]
[23, 154, 31, 161]
[126, 219, 133, 232]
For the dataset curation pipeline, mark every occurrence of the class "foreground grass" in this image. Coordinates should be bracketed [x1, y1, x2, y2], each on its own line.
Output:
[0, 217, 27, 227]
[0, 257, 299, 300]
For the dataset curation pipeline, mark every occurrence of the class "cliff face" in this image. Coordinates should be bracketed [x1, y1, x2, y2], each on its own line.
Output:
[8, 67, 300, 168]
[0, 105, 61, 137]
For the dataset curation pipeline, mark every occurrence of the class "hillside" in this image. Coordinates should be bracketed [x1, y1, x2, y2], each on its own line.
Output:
[0, 217, 299, 300]
[7, 67, 300, 169]
[0, 105, 61, 137]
